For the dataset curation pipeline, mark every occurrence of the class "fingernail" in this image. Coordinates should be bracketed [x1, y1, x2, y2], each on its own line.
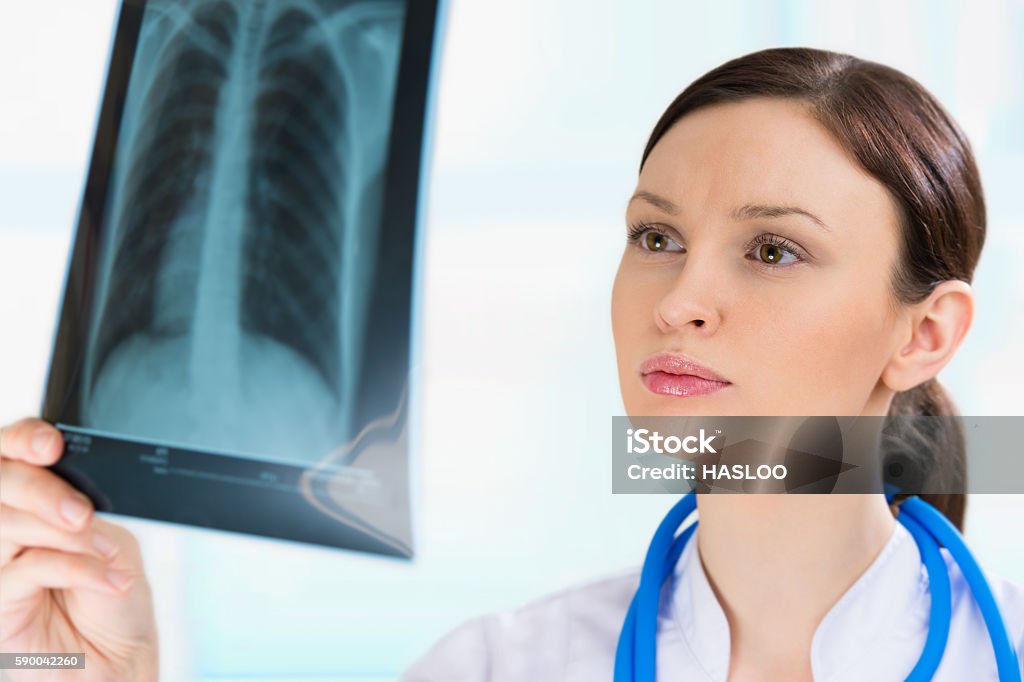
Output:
[59, 493, 91, 526]
[92, 532, 119, 559]
[107, 569, 134, 592]
[31, 427, 56, 458]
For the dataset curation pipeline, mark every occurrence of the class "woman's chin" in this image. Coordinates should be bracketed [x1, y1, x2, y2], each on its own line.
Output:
[628, 387, 738, 417]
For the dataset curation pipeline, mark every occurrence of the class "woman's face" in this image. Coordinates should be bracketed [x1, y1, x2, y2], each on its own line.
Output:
[612, 97, 908, 417]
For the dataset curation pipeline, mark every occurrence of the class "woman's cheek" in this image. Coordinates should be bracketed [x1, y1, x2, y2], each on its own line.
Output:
[733, 299, 845, 413]
[785, 325, 884, 413]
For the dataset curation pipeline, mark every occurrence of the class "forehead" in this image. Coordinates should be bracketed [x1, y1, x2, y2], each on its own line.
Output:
[636, 98, 899, 230]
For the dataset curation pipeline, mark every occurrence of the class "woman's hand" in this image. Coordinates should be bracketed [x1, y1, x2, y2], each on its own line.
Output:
[0, 418, 159, 681]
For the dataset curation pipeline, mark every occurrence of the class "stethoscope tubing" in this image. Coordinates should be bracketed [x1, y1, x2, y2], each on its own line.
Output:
[615, 492, 1022, 682]
[901, 496, 1021, 681]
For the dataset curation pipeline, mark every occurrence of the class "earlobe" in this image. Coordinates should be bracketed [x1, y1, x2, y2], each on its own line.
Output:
[881, 281, 974, 392]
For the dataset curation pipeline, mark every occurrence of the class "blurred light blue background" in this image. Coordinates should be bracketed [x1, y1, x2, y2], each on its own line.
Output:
[2, 1, 1023, 680]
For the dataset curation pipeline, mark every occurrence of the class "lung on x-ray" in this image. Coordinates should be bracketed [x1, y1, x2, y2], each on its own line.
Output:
[41, 0, 442, 557]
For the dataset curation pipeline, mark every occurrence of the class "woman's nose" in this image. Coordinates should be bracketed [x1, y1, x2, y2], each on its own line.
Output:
[653, 257, 722, 335]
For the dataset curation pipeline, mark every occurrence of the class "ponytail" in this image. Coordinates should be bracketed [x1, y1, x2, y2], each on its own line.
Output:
[883, 378, 967, 531]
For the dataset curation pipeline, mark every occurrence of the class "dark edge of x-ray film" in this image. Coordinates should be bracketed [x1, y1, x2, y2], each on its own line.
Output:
[40, 0, 444, 557]
[611, 416, 1021, 494]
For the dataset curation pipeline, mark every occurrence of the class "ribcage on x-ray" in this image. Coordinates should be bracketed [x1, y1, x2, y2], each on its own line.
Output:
[85, 0, 403, 431]
[91, 1, 238, 393]
[242, 8, 347, 396]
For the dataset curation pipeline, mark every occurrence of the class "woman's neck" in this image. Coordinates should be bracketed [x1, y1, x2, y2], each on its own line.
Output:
[695, 494, 896, 679]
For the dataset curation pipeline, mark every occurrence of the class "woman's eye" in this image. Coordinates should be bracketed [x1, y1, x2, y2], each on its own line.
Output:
[637, 229, 683, 253]
[756, 243, 795, 265]
[750, 238, 802, 266]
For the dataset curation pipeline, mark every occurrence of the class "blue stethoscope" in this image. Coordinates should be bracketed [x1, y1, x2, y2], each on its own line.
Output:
[615, 492, 1022, 681]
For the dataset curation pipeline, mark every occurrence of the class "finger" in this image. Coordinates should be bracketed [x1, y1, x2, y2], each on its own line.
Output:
[89, 517, 145, 573]
[0, 417, 63, 465]
[0, 459, 93, 532]
[0, 548, 131, 604]
[0, 505, 116, 566]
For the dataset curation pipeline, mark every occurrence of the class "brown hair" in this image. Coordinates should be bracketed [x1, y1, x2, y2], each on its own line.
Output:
[640, 47, 985, 530]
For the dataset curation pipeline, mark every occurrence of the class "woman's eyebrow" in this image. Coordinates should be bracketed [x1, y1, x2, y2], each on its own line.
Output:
[731, 203, 832, 232]
[630, 192, 831, 233]
[629, 191, 681, 215]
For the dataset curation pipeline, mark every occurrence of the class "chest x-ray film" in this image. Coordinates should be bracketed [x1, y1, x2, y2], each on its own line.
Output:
[41, 0, 443, 557]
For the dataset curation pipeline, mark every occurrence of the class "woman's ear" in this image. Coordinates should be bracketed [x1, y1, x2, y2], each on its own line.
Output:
[881, 280, 974, 392]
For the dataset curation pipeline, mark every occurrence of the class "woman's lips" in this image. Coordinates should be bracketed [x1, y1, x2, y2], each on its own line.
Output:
[639, 352, 731, 398]
[642, 371, 730, 397]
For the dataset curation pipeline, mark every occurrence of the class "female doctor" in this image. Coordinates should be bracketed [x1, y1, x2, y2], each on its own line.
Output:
[0, 47, 1022, 681]
[397, 48, 1024, 681]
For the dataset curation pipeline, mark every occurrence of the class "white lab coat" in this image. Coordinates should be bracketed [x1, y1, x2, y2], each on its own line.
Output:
[400, 521, 1024, 681]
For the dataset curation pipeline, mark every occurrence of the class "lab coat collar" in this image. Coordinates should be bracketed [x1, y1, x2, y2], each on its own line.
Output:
[669, 519, 928, 680]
